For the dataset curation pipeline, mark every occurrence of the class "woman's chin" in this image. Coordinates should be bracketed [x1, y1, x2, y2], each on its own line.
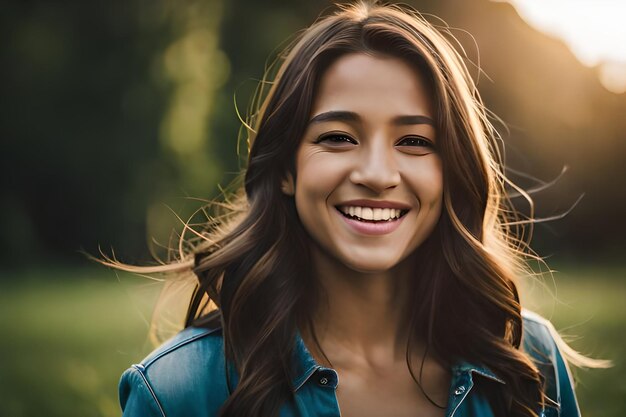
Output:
[339, 254, 406, 274]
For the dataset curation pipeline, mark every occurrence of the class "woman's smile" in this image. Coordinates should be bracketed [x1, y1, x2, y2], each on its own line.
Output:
[334, 200, 411, 236]
[336, 206, 406, 222]
[284, 52, 444, 272]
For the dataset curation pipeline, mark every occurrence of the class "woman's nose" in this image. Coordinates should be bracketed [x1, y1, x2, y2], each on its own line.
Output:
[349, 143, 401, 192]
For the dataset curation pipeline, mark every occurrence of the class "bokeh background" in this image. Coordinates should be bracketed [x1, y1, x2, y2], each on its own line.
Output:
[1, 0, 624, 415]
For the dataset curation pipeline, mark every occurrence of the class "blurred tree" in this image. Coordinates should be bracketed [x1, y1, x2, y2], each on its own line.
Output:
[1, 1, 170, 265]
[0, 0, 231, 266]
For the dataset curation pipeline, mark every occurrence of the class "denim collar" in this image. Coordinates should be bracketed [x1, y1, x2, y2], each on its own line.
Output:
[291, 331, 322, 391]
[290, 330, 505, 392]
[450, 362, 506, 384]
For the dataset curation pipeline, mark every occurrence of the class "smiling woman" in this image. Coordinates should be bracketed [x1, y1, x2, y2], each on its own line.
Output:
[284, 53, 443, 273]
[103, 1, 607, 417]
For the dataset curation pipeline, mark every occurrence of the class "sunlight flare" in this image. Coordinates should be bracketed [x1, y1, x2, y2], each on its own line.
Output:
[498, 0, 626, 94]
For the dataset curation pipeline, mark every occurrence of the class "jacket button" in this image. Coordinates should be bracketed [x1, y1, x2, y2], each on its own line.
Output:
[319, 377, 329, 385]
[454, 386, 466, 395]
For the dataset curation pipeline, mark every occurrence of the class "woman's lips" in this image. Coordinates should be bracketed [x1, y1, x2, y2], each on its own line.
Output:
[335, 206, 407, 235]
[337, 205, 407, 221]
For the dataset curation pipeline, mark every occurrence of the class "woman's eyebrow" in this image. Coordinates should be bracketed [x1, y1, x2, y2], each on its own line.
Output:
[308, 110, 434, 126]
[308, 110, 359, 124]
[393, 115, 435, 126]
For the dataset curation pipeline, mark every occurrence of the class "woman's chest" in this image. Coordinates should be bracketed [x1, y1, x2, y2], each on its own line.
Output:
[333, 365, 449, 417]
[284, 367, 503, 417]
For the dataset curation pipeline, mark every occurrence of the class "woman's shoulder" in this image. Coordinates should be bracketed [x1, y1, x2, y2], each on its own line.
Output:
[119, 321, 230, 417]
[521, 308, 560, 355]
[520, 308, 572, 368]
[520, 309, 581, 416]
[140, 325, 224, 369]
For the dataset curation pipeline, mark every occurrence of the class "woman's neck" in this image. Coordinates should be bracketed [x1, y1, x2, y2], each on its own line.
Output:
[305, 246, 416, 369]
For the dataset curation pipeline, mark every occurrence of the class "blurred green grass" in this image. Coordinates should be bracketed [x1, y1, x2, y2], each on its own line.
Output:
[0, 265, 623, 416]
[521, 264, 626, 415]
[0, 268, 161, 417]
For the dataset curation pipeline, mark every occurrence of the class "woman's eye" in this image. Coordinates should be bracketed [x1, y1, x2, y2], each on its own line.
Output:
[396, 136, 433, 147]
[315, 134, 357, 145]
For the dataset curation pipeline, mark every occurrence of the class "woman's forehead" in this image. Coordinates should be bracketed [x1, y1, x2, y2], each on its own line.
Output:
[310, 53, 435, 125]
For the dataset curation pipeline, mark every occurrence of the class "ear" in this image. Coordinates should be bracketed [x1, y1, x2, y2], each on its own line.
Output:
[281, 174, 295, 196]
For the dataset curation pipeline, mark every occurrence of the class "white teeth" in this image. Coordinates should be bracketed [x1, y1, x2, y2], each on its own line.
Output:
[339, 206, 405, 221]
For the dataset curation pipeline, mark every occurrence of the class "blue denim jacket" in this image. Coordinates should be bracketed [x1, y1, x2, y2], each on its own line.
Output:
[119, 310, 580, 417]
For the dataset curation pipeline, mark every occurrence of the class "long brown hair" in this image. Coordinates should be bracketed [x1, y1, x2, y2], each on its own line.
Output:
[102, 2, 606, 416]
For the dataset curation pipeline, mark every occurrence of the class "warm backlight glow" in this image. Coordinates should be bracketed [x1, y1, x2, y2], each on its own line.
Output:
[499, 0, 626, 94]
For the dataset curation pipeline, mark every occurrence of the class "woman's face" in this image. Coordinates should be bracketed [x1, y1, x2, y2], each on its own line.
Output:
[284, 52, 443, 272]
